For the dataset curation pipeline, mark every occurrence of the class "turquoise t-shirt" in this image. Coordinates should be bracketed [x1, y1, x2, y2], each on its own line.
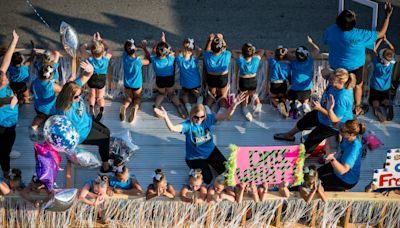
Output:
[0, 85, 18, 127]
[35, 62, 59, 81]
[290, 58, 314, 91]
[176, 54, 201, 89]
[317, 86, 354, 128]
[56, 79, 92, 143]
[370, 57, 395, 91]
[88, 56, 110, 75]
[7, 65, 30, 83]
[334, 138, 362, 185]
[203, 50, 231, 73]
[236, 56, 261, 75]
[123, 53, 143, 89]
[268, 58, 291, 82]
[109, 174, 136, 190]
[181, 114, 217, 160]
[150, 55, 175, 77]
[31, 78, 56, 115]
[323, 24, 378, 71]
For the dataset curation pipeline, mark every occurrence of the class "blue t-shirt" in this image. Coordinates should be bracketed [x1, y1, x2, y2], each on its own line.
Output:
[109, 174, 136, 190]
[150, 55, 175, 77]
[323, 24, 378, 71]
[56, 79, 92, 143]
[203, 50, 231, 73]
[35, 62, 60, 81]
[31, 78, 56, 115]
[318, 86, 354, 128]
[0, 85, 18, 127]
[123, 53, 143, 89]
[268, 58, 291, 82]
[334, 138, 362, 185]
[370, 57, 395, 91]
[176, 54, 201, 89]
[88, 56, 110, 75]
[181, 114, 217, 160]
[290, 58, 314, 91]
[7, 65, 30, 83]
[236, 56, 261, 75]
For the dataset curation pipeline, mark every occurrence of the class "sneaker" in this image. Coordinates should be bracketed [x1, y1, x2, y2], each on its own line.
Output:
[119, 106, 126, 122]
[197, 95, 204, 104]
[204, 105, 213, 114]
[127, 108, 136, 123]
[254, 103, 262, 113]
[217, 107, 227, 115]
[10, 150, 21, 159]
[185, 103, 192, 114]
[29, 126, 39, 142]
[302, 103, 312, 113]
[278, 102, 289, 118]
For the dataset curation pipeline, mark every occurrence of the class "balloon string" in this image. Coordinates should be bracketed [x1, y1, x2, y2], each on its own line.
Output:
[25, 0, 51, 29]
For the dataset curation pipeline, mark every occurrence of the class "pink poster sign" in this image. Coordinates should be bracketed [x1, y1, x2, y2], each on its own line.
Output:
[229, 145, 304, 185]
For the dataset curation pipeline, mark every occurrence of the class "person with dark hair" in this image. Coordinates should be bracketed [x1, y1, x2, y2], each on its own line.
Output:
[319, 120, 366, 191]
[370, 35, 396, 122]
[203, 33, 232, 115]
[29, 64, 62, 141]
[146, 168, 175, 200]
[0, 30, 20, 177]
[107, 164, 142, 196]
[323, 2, 393, 116]
[232, 43, 264, 121]
[56, 60, 111, 173]
[34, 47, 61, 83]
[143, 32, 186, 118]
[287, 36, 320, 119]
[176, 38, 203, 114]
[119, 39, 150, 123]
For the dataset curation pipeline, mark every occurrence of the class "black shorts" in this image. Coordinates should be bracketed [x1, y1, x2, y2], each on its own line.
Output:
[349, 67, 363, 85]
[207, 73, 228, 88]
[369, 87, 390, 104]
[9, 81, 27, 95]
[270, 82, 287, 95]
[87, 74, 106, 89]
[35, 109, 50, 119]
[156, 75, 175, 88]
[124, 86, 141, 91]
[239, 77, 257, 91]
[287, 89, 311, 102]
[182, 86, 200, 93]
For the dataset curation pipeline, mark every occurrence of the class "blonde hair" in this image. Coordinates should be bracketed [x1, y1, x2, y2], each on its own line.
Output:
[91, 41, 104, 58]
[341, 119, 366, 136]
[303, 165, 318, 187]
[214, 174, 226, 185]
[190, 104, 207, 119]
[189, 169, 203, 182]
[332, 68, 356, 89]
[56, 81, 81, 111]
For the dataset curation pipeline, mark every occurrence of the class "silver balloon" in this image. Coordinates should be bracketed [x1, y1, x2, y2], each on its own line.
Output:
[67, 147, 101, 168]
[42, 188, 78, 212]
[110, 130, 139, 162]
[60, 21, 79, 57]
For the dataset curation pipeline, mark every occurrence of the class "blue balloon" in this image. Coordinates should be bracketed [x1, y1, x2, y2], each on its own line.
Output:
[43, 115, 80, 152]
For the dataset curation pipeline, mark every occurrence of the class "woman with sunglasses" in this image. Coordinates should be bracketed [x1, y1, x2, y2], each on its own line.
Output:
[154, 92, 246, 184]
[56, 60, 111, 173]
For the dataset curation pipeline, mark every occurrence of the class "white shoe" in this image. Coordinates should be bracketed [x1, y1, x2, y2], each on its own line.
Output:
[185, 103, 192, 114]
[217, 107, 227, 115]
[303, 103, 312, 113]
[10, 150, 21, 159]
[242, 107, 253, 121]
[197, 96, 204, 104]
[254, 103, 262, 113]
[204, 105, 213, 114]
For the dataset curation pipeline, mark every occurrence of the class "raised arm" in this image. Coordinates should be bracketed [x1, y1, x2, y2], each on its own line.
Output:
[76, 60, 94, 85]
[205, 34, 215, 51]
[141, 40, 151, 62]
[154, 106, 183, 133]
[307, 36, 320, 58]
[215, 92, 246, 121]
[23, 40, 36, 66]
[384, 36, 395, 51]
[1, 30, 19, 73]
[374, 38, 384, 55]
[96, 32, 112, 59]
[378, 2, 393, 39]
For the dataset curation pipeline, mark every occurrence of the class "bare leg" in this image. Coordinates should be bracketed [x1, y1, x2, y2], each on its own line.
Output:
[217, 84, 228, 109]
[89, 88, 96, 116]
[120, 88, 133, 121]
[354, 82, 363, 114]
[206, 87, 217, 107]
[23, 89, 30, 103]
[128, 88, 142, 123]
[154, 88, 166, 108]
[95, 88, 106, 121]
[167, 87, 186, 119]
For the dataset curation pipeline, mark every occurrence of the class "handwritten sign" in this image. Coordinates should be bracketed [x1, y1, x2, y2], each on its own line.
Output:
[226, 144, 305, 186]
[373, 148, 400, 189]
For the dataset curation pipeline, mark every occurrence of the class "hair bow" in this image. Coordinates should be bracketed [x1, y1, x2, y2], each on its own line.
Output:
[9, 172, 16, 181]
[379, 49, 396, 65]
[153, 173, 162, 181]
[161, 46, 171, 55]
[189, 169, 198, 178]
[304, 167, 315, 176]
[43, 65, 54, 78]
[247, 43, 256, 52]
[277, 45, 288, 54]
[113, 165, 124, 173]
[296, 46, 309, 56]
[43, 50, 53, 62]
[214, 38, 223, 48]
[95, 176, 107, 187]
[94, 40, 103, 52]
[188, 38, 195, 49]
[127, 39, 136, 50]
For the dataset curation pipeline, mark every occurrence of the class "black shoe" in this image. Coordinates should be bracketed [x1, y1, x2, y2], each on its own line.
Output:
[95, 112, 103, 122]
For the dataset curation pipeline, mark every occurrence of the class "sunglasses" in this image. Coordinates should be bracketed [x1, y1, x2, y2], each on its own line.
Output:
[73, 92, 82, 99]
[192, 115, 205, 120]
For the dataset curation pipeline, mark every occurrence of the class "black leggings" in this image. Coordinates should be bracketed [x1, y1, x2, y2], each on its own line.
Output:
[82, 120, 110, 162]
[185, 146, 227, 184]
[318, 163, 356, 191]
[296, 110, 339, 154]
[0, 125, 16, 172]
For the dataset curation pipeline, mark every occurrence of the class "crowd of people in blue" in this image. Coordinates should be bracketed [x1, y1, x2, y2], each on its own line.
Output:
[0, 2, 398, 220]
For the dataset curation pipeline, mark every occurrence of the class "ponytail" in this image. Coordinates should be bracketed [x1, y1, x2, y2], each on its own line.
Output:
[341, 119, 366, 136]
[358, 122, 366, 135]
[345, 72, 356, 89]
